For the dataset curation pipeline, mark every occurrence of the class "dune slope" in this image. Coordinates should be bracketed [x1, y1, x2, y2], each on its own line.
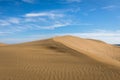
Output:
[54, 36, 120, 67]
[0, 36, 120, 80]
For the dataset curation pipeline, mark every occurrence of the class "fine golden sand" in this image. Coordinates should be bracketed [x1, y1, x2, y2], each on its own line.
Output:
[0, 35, 120, 80]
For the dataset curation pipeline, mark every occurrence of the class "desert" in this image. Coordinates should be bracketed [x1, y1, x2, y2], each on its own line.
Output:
[0, 35, 120, 80]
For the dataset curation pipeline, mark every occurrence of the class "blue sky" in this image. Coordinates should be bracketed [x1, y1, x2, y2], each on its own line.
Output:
[0, 0, 120, 44]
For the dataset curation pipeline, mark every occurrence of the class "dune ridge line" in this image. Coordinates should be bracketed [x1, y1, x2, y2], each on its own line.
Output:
[53, 36, 120, 68]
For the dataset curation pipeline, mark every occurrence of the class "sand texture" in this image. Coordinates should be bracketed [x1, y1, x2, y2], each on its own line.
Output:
[0, 35, 120, 80]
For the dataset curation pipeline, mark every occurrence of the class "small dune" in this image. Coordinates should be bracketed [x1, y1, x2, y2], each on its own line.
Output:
[0, 35, 120, 80]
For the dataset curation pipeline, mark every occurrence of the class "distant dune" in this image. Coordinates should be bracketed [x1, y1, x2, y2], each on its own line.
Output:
[0, 43, 6, 46]
[0, 35, 120, 80]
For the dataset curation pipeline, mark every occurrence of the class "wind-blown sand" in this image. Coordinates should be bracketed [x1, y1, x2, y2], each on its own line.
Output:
[0, 35, 120, 80]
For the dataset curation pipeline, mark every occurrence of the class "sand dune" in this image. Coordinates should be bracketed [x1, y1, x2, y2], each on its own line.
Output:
[0, 35, 120, 80]
[54, 36, 120, 67]
[0, 43, 6, 46]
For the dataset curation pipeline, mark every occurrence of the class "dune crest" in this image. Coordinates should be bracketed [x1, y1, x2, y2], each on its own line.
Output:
[53, 36, 120, 67]
[0, 35, 120, 80]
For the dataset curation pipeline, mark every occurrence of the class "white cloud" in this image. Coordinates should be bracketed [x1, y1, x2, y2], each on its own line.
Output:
[23, 12, 70, 29]
[22, 0, 34, 3]
[8, 18, 20, 24]
[25, 12, 49, 17]
[71, 23, 93, 26]
[25, 12, 64, 19]
[0, 9, 94, 36]
[40, 22, 70, 29]
[0, 18, 20, 26]
[66, 0, 81, 3]
[82, 8, 97, 16]
[0, 31, 13, 36]
[0, 20, 10, 26]
[102, 5, 117, 10]
[0, 10, 68, 33]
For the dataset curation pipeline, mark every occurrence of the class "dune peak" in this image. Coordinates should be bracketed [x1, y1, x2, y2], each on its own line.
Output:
[0, 35, 120, 80]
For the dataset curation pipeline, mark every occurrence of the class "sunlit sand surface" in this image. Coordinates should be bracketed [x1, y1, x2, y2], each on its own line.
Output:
[0, 36, 120, 80]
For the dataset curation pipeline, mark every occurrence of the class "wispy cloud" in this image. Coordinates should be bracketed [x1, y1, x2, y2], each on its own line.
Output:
[40, 22, 70, 29]
[25, 12, 51, 17]
[102, 5, 117, 10]
[0, 17, 20, 26]
[66, 0, 82, 3]
[0, 9, 93, 36]
[82, 8, 97, 16]
[22, 0, 34, 3]
[0, 20, 10, 26]
[25, 12, 64, 20]
[23, 11, 71, 29]
[0, 31, 13, 36]
[8, 18, 20, 24]
[0, 10, 73, 34]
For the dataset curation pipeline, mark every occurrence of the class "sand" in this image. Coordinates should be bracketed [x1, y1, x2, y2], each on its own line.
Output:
[0, 43, 6, 46]
[0, 35, 120, 80]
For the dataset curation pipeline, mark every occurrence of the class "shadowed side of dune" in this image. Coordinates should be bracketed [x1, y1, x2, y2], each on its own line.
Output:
[12, 35, 120, 67]
[0, 35, 120, 80]
[53, 36, 120, 68]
